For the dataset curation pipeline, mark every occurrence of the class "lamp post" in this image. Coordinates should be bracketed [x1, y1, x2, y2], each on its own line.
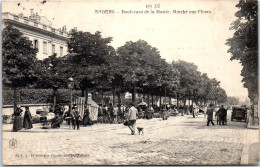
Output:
[67, 77, 74, 129]
[48, 63, 58, 109]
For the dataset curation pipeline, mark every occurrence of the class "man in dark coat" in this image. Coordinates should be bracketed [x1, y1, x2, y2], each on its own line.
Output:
[206, 104, 215, 126]
[218, 105, 227, 125]
[72, 106, 81, 130]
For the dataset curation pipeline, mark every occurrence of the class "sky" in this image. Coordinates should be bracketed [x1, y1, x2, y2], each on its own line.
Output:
[2, 0, 249, 101]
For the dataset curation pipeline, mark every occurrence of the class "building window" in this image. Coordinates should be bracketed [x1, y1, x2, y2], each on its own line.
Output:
[24, 18, 29, 24]
[60, 46, 63, 57]
[34, 40, 38, 49]
[13, 15, 19, 20]
[52, 45, 55, 55]
[43, 41, 47, 54]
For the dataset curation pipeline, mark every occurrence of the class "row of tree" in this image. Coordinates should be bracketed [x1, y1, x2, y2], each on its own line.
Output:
[2, 25, 228, 110]
[226, 0, 258, 103]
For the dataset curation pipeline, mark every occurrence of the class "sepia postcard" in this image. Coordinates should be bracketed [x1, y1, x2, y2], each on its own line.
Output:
[1, 0, 259, 166]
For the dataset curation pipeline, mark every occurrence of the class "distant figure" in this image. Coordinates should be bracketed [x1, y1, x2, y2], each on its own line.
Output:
[126, 102, 138, 135]
[83, 107, 92, 126]
[98, 105, 103, 117]
[13, 105, 23, 132]
[112, 105, 118, 124]
[206, 104, 215, 126]
[23, 106, 33, 129]
[218, 105, 227, 125]
[215, 109, 221, 125]
[107, 104, 113, 124]
[72, 106, 81, 130]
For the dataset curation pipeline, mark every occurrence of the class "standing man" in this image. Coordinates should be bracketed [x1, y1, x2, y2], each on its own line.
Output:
[112, 105, 118, 124]
[218, 105, 227, 125]
[72, 106, 81, 130]
[127, 102, 138, 135]
[206, 104, 215, 126]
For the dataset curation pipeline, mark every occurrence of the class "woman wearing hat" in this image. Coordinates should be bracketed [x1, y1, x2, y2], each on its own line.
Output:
[23, 106, 33, 129]
[13, 105, 23, 132]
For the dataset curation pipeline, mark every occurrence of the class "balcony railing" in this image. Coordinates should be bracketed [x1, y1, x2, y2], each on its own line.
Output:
[3, 12, 70, 39]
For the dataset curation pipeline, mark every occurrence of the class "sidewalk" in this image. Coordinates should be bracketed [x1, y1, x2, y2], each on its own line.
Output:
[241, 142, 259, 165]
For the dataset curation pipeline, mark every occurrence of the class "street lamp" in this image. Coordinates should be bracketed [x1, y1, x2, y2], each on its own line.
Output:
[67, 77, 74, 129]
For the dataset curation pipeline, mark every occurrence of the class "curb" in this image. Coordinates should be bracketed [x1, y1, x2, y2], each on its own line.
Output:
[247, 125, 259, 129]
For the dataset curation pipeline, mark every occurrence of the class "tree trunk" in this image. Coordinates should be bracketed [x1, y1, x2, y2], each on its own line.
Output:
[112, 85, 116, 106]
[192, 100, 195, 118]
[13, 87, 18, 113]
[184, 96, 187, 114]
[101, 91, 104, 107]
[148, 94, 150, 107]
[151, 94, 154, 106]
[117, 93, 121, 105]
[177, 93, 179, 110]
[53, 90, 57, 108]
[159, 96, 162, 110]
[132, 84, 136, 107]
[164, 87, 167, 109]
[81, 88, 84, 97]
[85, 87, 89, 105]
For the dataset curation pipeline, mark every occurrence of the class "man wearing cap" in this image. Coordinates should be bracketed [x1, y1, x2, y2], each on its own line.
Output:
[127, 102, 138, 135]
[72, 105, 81, 130]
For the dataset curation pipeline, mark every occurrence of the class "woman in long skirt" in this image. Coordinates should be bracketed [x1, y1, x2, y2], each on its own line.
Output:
[13, 105, 23, 132]
[23, 106, 33, 129]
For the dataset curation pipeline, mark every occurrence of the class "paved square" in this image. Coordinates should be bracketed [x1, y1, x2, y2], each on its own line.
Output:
[2, 111, 259, 165]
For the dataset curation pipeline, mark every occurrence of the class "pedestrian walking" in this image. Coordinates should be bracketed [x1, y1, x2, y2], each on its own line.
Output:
[12, 104, 23, 132]
[126, 102, 138, 135]
[23, 106, 33, 129]
[206, 104, 215, 126]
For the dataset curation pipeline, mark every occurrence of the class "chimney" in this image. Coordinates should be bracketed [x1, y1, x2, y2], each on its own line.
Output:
[30, 9, 33, 16]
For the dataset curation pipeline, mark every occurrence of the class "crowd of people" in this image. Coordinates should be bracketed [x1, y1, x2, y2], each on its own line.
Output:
[12, 105, 33, 132]
[11, 101, 228, 133]
[206, 104, 227, 126]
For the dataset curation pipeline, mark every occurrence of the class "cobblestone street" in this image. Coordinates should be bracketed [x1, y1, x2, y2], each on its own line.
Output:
[2, 110, 259, 165]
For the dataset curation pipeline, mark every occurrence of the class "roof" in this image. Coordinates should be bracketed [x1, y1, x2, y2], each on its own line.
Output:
[87, 98, 99, 107]
[138, 101, 147, 106]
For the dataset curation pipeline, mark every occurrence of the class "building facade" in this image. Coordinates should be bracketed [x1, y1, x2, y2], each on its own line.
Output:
[2, 10, 69, 60]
